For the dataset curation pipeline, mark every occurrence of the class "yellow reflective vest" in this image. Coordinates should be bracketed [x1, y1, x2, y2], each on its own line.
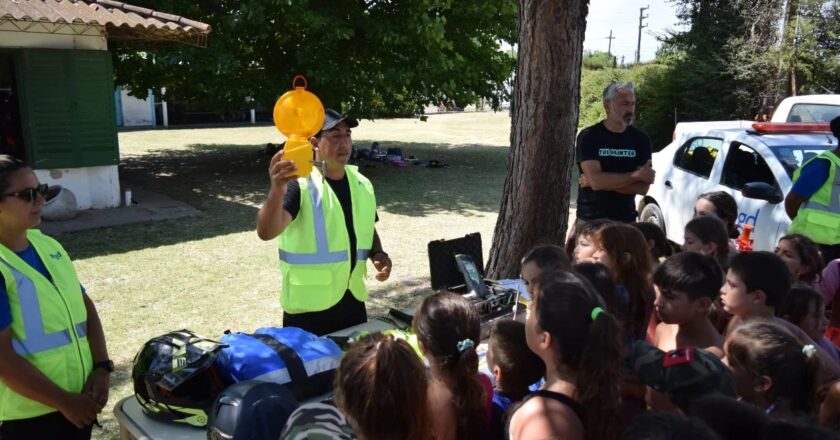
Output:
[278, 166, 376, 313]
[789, 151, 840, 245]
[0, 229, 92, 420]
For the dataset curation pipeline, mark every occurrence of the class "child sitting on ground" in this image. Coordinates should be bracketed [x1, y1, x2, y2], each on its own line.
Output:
[725, 321, 822, 420]
[572, 219, 613, 264]
[775, 234, 823, 287]
[683, 215, 731, 270]
[281, 332, 431, 440]
[413, 292, 492, 440]
[777, 286, 840, 367]
[694, 191, 741, 242]
[508, 270, 623, 440]
[520, 244, 571, 296]
[591, 223, 655, 342]
[653, 252, 725, 357]
[632, 221, 673, 263]
[486, 319, 545, 440]
[574, 262, 620, 316]
[721, 251, 840, 377]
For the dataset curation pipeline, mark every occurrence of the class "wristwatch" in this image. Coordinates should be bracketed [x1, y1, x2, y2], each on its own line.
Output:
[93, 360, 114, 373]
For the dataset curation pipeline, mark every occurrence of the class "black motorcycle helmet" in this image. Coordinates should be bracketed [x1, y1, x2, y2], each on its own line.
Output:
[132, 329, 230, 427]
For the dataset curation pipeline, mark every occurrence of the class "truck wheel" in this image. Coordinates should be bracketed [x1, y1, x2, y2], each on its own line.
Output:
[640, 203, 666, 233]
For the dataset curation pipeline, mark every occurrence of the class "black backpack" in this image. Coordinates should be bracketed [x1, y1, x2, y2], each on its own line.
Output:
[207, 380, 299, 440]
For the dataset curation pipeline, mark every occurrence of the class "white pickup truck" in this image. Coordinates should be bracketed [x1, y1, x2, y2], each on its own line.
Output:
[637, 122, 837, 251]
[771, 94, 840, 123]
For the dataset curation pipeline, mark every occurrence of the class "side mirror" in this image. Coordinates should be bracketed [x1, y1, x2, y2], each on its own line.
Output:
[742, 182, 783, 204]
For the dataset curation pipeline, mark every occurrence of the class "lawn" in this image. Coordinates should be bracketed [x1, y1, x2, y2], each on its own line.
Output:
[53, 111, 575, 439]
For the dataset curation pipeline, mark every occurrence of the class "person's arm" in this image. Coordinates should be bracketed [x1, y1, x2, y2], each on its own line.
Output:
[786, 159, 831, 220]
[369, 229, 391, 282]
[0, 327, 102, 428]
[785, 191, 807, 220]
[579, 160, 654, 192]
[256, 149, 298, 241]
[614, 181, 651, 195]
[819, 380, 840, 428]
[82, 293, 109, 407]
[615, 133, 655, 196]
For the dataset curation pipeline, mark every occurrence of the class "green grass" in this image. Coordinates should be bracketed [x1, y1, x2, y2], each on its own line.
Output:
[58, 111, 523, 439]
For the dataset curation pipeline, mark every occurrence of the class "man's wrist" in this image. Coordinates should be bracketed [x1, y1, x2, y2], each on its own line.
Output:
[92, 360, 114, 373]
[369, 250, 388, 260]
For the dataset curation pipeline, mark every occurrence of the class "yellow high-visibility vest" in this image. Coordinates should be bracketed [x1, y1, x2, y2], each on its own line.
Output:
[0, 229, 92, 420]
[278, 166, 376, 313]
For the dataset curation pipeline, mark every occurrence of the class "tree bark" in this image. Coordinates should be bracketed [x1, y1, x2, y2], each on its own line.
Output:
[486, 0, 589, 279]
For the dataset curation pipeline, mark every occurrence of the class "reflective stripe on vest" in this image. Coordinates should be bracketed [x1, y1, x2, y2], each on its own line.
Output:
[0, 260, 86, 356]
[278, 176, 370, 264]
[800, 166, 840, 213]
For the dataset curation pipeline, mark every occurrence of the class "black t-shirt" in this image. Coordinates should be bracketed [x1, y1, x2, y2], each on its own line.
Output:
[575, 122, 652, 222]
[283, 176, 377, 270]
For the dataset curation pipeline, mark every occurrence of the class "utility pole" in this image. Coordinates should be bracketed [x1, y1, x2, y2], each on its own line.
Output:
[636, 5, 649, 63]
[607, 29, 615, 56]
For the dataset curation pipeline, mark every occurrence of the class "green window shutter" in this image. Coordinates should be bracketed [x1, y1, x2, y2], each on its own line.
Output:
[70, 51, 119, 167]
[17, 49, 118, 169]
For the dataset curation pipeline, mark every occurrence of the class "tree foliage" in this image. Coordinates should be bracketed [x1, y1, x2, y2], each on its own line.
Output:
[112, 0, 516, 118]
[652, 0, 840, 121]
[578, 63, 675, 149]
[576, 0, 840, 150]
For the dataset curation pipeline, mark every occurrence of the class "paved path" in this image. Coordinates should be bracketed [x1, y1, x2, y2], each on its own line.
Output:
[38, 184, 200, 235]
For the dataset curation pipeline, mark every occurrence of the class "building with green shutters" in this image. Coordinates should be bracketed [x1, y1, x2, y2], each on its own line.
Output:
[0, 0, 209, 209]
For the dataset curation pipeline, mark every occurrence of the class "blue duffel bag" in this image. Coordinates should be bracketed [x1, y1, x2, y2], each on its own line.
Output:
[215, 327, 343, 401]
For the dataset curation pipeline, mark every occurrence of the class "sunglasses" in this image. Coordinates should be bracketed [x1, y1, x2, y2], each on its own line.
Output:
[3, 184, 48, 203]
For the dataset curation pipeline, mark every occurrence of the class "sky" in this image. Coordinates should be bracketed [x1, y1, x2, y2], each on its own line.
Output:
[583, 0, 682, 63]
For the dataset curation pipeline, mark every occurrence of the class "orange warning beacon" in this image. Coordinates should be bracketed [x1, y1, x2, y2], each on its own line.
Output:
[273, 76, 325, 177]
[736, 224, 754, 252]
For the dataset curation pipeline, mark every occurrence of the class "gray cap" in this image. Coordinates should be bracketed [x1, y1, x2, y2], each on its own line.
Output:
[321, 108, 358, 132]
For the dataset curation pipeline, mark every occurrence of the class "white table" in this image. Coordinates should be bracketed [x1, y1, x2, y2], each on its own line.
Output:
[113, 309, 515, 440]
[114, 318, 405, 440]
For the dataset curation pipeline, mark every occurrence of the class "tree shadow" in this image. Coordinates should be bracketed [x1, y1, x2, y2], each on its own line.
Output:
[60, 140, 507, 259]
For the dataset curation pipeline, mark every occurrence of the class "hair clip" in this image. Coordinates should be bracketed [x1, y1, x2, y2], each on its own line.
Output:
[591, 307, 605, 321]
[802, 344, 817, 356]
[456, 339, 475, 353]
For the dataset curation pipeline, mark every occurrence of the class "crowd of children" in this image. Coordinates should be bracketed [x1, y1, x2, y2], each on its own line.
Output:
[281, 190, 840, 439]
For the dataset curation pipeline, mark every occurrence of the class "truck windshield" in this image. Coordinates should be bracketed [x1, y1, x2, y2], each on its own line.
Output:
[787, 104, 840, 123]
[771, 144, 836, 177]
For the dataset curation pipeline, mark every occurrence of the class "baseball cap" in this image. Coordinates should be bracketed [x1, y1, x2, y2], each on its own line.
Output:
[629, 341, 736, 411]
[321, 109, 358, 132]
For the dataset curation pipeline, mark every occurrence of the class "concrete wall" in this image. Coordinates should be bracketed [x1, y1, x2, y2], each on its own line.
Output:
[34, 166, 120, 210]
[1, 20, 121, 209]
[119, 88, 154, 127]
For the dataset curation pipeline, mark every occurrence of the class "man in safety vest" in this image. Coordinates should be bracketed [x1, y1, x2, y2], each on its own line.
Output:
[257, 109, 391, 335]
[785, 115, 840, 262]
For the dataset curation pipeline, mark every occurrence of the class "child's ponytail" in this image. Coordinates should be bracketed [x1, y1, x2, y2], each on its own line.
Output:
[414, 292, 486, 440]
[452, 340, 487, 439]
[534, 271, 623, 440]
[577, 307, 623, 440]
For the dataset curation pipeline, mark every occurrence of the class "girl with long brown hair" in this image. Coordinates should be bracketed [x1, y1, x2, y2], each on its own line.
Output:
[334, 333, 432, 440]
[591, 223, 655, 342]
[413, 292, 491, 440]
[283, 332, 432, 440]
[508, 270, 623, 440]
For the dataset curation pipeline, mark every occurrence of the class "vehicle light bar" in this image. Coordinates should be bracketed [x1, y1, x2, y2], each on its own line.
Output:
[752, 122, 831, 133]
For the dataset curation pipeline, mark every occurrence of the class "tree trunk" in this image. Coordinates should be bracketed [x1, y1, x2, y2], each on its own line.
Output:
[486, 0, 589, 279]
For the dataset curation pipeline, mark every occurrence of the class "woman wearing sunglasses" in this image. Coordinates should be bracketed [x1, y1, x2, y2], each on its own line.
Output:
[0, 156, 110, 439]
